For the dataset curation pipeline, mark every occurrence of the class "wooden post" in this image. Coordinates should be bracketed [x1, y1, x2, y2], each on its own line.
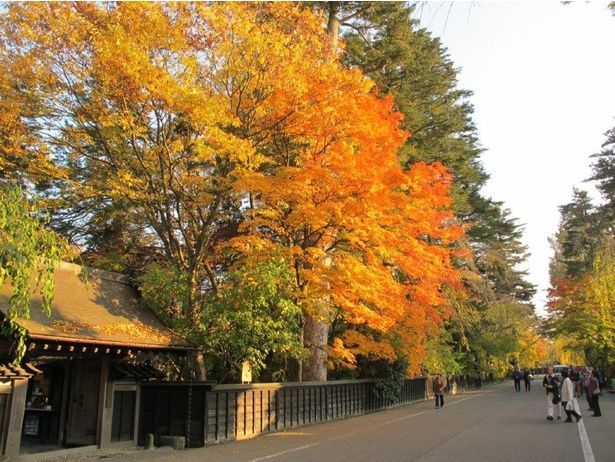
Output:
[96, 358, 110, 449]
[0, 383, 11, 456]
[133, 383, 141, 447]
[3, 377, 28, 460]
[57, 359, 72, 446]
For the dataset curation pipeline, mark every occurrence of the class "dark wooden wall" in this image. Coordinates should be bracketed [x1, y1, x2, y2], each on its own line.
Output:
[135, 374, 491, 448]
[204, 378, 428, 444]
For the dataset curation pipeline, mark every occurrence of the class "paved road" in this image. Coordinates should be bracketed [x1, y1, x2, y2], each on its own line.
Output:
[111, 379, 615, 462]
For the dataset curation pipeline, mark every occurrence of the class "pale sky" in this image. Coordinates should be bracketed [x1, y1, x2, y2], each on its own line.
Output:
[415, 1, 615, 314]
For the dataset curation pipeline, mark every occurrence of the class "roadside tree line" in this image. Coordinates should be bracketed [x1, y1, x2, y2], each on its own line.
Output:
[0, 2, 542, 382]
[548, 124, 615, 378]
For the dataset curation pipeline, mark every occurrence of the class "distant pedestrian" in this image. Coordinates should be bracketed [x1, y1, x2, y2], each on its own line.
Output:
[570, 365, 581, 397]
[543, 367, 561, 421]
[583, 368, 593, 410]
[581, 367, 590, 397]
[433, 373, 447, 409]
[588, 370, 602, 417]
[512, 368, 522, 392]
[523, 369, 532, 392]
[596, 369, 606, 389]
[560, 369, 582, 423]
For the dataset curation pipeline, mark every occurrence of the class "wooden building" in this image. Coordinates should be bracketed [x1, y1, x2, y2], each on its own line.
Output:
[0, 262, 194, 461]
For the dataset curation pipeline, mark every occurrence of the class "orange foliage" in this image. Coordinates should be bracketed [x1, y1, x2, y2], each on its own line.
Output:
[227, 4, 464, 370]
[547, 276, 589, 318]
[1, 2, 463, 371]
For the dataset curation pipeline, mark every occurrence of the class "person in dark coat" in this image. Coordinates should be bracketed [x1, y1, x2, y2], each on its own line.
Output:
[588, 370, 602, 417]
[543, 367, 561, 421]
[512, 368, 522, 392]
[569, 365, 581, 397]
[523, 369, 532, 392]
[433, 373, 447, 409]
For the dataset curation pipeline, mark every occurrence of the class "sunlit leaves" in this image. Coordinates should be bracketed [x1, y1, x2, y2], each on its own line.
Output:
[0, 185, 68, 362]
[0, 2, 465, 376]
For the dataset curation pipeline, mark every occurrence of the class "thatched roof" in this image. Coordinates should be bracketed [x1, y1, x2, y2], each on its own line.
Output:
[0, 262, 193, 351]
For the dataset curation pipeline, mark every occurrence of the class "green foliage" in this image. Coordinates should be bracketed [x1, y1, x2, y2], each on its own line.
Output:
[0, 184, 67, 362]
[590, 126, 615, 224]
[199, 258, 304, 382]
[443, 201, 537, 377]
[138, 258, 305, 382]
[372, 357, 408, 404]
[137, 262, 189, 326]
[550, 188, 605, 279]
[470, 200, 536, 301]
[422, 331, 465, 376]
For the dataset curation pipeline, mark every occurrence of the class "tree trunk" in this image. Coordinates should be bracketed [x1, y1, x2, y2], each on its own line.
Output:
[297, 3, 342, 383]
[190, 350, 207, 381]
[302, 313, 328, 382]
[327, 2, 340, 49]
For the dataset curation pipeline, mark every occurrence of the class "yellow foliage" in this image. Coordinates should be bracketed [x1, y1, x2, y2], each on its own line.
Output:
[0, 2, 464, 369]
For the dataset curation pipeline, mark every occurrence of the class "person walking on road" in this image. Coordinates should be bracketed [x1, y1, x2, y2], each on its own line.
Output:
[543, 367, 561, 421]
[513, 367, 522, 392]
[570, 365, 581, 397]
[433, 373, 447, 409]
[523, 369, 532, 392]
[561, 369, 582, 423]
[588, 370, 602, 417]
[581, 367, 591, 407]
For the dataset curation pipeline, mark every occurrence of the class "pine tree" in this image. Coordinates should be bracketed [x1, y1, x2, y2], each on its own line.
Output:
[590, 126, 615, 219]
[551, 188, 603, 278]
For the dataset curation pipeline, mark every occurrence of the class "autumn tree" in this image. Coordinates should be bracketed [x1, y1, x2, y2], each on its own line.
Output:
[327, 2, 488, 217]
[0, 67, 62, 184]
[318, 2, 538, 377]
[547, 128, 615, 373]
[0, 2, 331, 377]
[1, 2, 465, 381]
[232, 4, 464, 379]
[548, 237, 615, 369]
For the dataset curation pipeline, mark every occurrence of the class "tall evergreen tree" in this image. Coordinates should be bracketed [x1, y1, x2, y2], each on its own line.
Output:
[550, 188, 603, 279]
[445, 201, 537, 375]
[590, 125, 615, 219]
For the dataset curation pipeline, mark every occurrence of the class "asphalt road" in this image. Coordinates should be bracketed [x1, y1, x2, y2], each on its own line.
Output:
[110, 379, 615, 462]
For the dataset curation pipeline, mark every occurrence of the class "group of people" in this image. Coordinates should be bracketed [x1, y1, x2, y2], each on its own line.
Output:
[512, 368, 534, 392]
[543, 366, 603, 422]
